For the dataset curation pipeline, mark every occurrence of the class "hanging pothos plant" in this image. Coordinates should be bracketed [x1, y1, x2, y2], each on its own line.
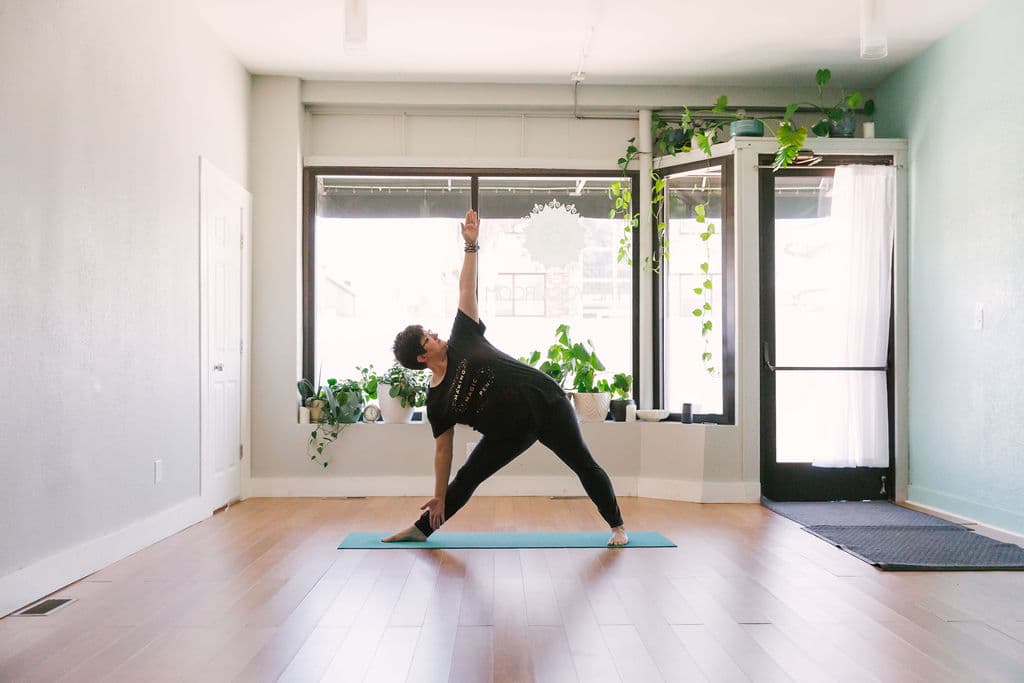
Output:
[692, 203, 717, 376]
[608, 146, 669, 272]
[609, 96, 808, 272]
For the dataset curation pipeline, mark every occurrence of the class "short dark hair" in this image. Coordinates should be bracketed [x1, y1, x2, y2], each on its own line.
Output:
[393, 324, 427, 370]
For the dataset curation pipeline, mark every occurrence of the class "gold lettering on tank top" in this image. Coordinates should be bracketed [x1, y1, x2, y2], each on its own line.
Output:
[449, 358, 495, 418]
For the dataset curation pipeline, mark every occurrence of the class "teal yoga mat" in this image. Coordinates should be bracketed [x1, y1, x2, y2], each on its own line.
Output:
[338, 531, 675, 549]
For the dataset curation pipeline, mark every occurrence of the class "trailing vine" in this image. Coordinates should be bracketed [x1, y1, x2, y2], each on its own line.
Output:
[608, 139, 669, 272]
[297, 376, 363, 468]
[307, 423, 346, 468]
[609, 140, 639, 265]
[692, 203, 717, 376]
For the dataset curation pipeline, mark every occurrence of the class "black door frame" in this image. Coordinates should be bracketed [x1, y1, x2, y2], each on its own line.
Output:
[759, 155, 896, 502]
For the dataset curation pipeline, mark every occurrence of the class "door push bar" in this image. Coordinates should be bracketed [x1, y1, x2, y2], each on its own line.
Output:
[762, 341, 886, 372]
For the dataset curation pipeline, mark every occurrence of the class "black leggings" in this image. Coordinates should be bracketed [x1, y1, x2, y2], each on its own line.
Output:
[414, 397, 623, 536]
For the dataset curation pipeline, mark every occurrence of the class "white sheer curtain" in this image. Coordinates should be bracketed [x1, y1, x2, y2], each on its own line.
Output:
[776, 165, 896, 468]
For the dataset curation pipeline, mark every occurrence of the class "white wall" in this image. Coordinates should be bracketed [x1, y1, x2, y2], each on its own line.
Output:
[250, 75, 305, 479]
[0, 0, 250, 614]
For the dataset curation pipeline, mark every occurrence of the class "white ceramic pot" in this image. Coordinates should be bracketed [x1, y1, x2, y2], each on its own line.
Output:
[571, 392, 611, 423]
[378, 383, 415, 423]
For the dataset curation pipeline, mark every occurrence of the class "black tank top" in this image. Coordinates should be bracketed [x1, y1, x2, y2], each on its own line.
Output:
[425, 310, 566, 438]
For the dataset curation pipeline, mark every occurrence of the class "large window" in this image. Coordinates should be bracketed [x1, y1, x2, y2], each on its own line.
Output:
[658, 159, 735, 423]
[476, 177, 633, 384]
[303, 170, 637, 395]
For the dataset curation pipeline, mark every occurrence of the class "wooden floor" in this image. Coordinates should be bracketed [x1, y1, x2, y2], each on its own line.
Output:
[2, 497, 1024, 682]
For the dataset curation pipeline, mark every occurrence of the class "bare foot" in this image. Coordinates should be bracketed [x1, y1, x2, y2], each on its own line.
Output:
[381, 525, 427, 542]
[608, 526, 629, 546]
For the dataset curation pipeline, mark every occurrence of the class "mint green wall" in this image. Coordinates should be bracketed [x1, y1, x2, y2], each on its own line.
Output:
[876, 0, 1024, 533]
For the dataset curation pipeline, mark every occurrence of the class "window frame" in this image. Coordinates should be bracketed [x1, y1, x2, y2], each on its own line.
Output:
[301, 166, 642, 402]
[652, 156, 736, 424]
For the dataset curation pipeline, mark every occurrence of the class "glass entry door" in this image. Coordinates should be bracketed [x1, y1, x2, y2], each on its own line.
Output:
[759, 158, 896, 501]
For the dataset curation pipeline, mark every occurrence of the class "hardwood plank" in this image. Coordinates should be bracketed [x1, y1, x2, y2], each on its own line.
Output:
[666, 577, 794, 683]
[362, 625, 421, 683]
[599, 624, 664, 682]
[528, 625, 578, 683]
[193, 626, 277, 683]
[448, 625, 494, 683]
[551, 577, 620, 683]
[275, 626, 350, 682]
[742, 623, 835, 683]
[672, 624, 755, 683]
[992, 619, 1024, 644]
[404, 552, 467, 683]
[521, 549, 562, 626]
[492, 562, 533, 683]
[612, 577, 707, 681]
[389, 552, 443, 626]
[317, 574, 408, 682]
[457, 550, 495, 626]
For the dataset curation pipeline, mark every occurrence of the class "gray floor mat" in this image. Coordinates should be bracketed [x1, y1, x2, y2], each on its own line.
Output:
[762, 499, 963, 527]
[804, 525, 1024, 571]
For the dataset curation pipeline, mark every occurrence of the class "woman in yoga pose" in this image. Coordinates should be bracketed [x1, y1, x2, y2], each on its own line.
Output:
[383, 209, 628, 546]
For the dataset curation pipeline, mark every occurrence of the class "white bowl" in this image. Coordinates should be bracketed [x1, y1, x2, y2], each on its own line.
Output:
[636, 409, 670, 422]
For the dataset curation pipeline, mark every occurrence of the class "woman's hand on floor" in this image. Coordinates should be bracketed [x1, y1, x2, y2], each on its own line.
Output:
[421, 497, 445, 529]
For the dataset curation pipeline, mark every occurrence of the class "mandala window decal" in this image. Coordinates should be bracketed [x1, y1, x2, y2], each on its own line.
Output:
[521, 198, 585, 268]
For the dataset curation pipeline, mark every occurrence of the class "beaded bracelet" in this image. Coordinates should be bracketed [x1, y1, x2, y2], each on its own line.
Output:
[464, 242, 479, 253]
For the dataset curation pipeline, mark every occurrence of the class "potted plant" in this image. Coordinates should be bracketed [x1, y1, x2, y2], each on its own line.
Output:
[356, 364, 380, 421]
[297, 376, 364, 467]
[297, 374, 322, 422]
[607, 373, 634, 422]
[376, 363, 429, 423]
[570, 356, 612, 423]
[807, 68, 875, 139]
[522, 324, 624, 423]
[645, 99, 806, 173]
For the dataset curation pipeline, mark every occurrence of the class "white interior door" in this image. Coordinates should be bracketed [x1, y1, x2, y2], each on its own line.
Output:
[201, 158, 248, 510]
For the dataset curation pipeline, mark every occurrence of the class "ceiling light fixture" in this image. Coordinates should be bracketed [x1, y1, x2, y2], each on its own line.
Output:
[344, 0, 368, 55]
[860, 0, 888, 60]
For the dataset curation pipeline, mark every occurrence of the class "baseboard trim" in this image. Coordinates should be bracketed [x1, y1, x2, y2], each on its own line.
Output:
[248, 475, 639, 498]
[907, 485, 1024, 539]
[248, 475, 753, 503]
[0, 497, 209, 618]
[638, 477, 760, 503]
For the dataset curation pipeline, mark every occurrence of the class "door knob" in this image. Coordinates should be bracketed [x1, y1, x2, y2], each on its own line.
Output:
[213, 363, 224, 372]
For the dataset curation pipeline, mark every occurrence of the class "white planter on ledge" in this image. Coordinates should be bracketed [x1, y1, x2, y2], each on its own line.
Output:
[377, 383, 415, 423]
[572, 392, 611, 423]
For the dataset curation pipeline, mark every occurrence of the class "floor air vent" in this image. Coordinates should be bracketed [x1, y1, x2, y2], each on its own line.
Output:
[14, 598, 76, 616]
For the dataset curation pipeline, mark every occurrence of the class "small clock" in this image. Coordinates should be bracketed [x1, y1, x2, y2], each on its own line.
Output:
[362, 405, 381, 423]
